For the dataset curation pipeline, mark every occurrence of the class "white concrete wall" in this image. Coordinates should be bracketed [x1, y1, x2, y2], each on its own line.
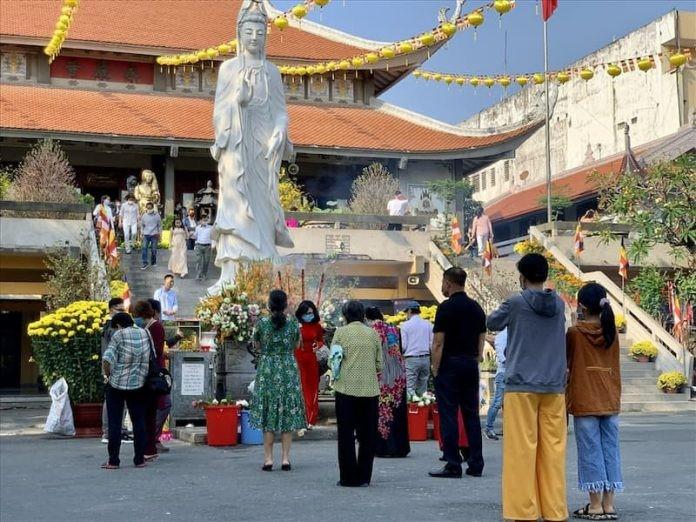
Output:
[462, 11, 691, 204]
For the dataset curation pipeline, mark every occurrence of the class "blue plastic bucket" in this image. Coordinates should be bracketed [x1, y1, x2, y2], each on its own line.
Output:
[240, 410, 263, 445]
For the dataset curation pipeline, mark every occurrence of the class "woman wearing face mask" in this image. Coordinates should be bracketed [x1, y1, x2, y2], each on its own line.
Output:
[567, 283, 623, 521]
[294, 300, 324, 429]
[132, 300, 167, 460]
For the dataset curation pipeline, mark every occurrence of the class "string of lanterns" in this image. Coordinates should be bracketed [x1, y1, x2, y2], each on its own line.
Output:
[410, 49, 693, 90]
[43, 0, 79, 62]
[156, 0, 515, 71]
[156, 0, 334, 68]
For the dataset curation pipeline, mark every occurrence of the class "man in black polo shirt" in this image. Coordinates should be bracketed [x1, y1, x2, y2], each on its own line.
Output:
[429, 267, 486, 478]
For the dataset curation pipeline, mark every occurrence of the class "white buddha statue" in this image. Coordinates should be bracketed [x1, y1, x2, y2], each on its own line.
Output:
[209, 0, 294, 293]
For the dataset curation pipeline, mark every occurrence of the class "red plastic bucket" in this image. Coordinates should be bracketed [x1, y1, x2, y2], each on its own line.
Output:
[407, 404, 429, 441]
[204, 405, 239, 446]
[433, 407, 469, 450]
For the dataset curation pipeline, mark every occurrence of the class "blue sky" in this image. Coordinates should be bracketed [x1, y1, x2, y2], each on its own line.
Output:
[273, 0, 694, 124]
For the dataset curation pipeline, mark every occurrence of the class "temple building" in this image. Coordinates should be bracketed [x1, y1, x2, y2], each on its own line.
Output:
[0, 0, 537, 215]
[460, 10, 695, 240]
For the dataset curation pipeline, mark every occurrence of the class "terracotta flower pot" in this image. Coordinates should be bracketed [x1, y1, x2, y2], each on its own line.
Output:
[72, 402, 103, 438]
[662, 387, 682, 394]
[632, 355, 652, 363]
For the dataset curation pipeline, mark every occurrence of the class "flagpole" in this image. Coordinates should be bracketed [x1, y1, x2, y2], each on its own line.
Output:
[543, 19, 553, 227]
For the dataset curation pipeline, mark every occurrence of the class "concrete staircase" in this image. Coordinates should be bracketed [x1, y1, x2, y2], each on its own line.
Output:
[619, 335, 692, 412]
[121, 247, 219, 317]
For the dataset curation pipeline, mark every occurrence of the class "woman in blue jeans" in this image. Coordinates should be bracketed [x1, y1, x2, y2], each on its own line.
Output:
[484, 328, 506, 440]
[566, 283, 623, 520]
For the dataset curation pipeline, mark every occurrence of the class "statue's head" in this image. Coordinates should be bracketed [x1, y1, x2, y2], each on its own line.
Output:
[237, 0, 267, 58]
[142, 169, 154, 183]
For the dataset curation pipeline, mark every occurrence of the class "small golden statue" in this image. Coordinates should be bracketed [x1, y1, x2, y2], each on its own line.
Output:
[133, 169, 161, 213]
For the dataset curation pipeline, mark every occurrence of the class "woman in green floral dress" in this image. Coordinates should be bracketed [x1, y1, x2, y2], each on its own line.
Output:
[250, 290, 306, 471]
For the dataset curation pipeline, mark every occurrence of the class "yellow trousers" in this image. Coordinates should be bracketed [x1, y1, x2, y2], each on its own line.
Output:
[502, 392, 568, 521]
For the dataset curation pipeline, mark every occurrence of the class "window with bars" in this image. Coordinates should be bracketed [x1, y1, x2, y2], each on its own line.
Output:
[504, 160, 511, 182]
[481, 170, 487, 190]
[471, 174, 480, 192]
[490, 167, 496, 187]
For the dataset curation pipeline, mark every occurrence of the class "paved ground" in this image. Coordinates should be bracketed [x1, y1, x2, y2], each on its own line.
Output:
[1, 413, 694, 521]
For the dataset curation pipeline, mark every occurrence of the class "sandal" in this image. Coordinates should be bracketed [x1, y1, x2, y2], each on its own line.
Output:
[603, 511, 618, 521]
[100, 462, 119, 470]
[135, 462, 147, 468]
[281, 463, 291, 471]
[262, 464, 273, 471]
[573, 504, 606, 520]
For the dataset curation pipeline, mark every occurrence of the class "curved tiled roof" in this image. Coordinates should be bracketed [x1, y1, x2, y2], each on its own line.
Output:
[0, 84, 538, 154]
[0, 0, 367, 59]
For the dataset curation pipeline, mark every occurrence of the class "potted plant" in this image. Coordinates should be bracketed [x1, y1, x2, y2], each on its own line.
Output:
[656, 371, 687, 394]
[237, 399, 263, 445]
[406, 392, 434, 442]
[628, 340, 658, 362]
[28, 300, 108, 437]
[614, 313, 627, 334]
[193, 398, 239, 446]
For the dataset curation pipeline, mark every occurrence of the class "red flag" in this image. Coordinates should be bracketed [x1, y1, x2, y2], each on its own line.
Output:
[542, 0, 558, 21]
[618, 237, 629, 280]
[451, 216, 463, 255]
[573, 223, 584, 257]
[482, 239, 493, 275]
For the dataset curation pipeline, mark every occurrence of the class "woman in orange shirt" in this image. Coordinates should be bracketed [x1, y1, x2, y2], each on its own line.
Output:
[295, 301, 324, 428]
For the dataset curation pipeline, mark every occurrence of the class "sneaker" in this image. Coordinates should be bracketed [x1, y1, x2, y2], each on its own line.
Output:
[151, 263, 158, 268]
[483, 428, 499, 441]
[140, 265, 148, 270]
[121, 434, 134, 444]
[101, 437, 108, 444]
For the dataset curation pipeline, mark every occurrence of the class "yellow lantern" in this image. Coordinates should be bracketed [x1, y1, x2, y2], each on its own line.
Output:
[419, 33, 436, 47]
[421, 73, 432, 81]
[433, 73, 443, 82]
[443, 75, 454, 85]
[64, 0, 78, 6]
[470, 77, 480, 87]
[467, 11, 484, 28]
[306, 65, 317, 75]
[339, 60, 350, 70]
[54, 28, 66, 39]
[579, 69, 593, 81]
[606, 64, 621, 78]
[292, 4, 308, 19]
[557, 71, 571, 83]
[327, 61, 338, 71]
[533, 73, 545, 85]
[351, 57, 363, 68]
[498, 76, 511, 88]
[56, 20, 68, 31]
[286, 67, 296, 76]
[229, 40, 238, 50]
[365, 52, 379, 64]
[484, 77, 495, 88]
[315, 0, 330, 6]
[412, 70, 422, 78]
[637, 57, 653, 72]
[61, 6, 72, 15]
[156, 56, 165, 65]
[196, 50, 207, 61]
[380, 47, 396, 60]
[455, 77, 466, 86]
[316, 64, 327, 74]
[441, 23, 457, 38]
[398, 41, 413, 54]
[58, 14, 70, 24]
[296, 66, 308, 75]
[206, 48, 219, 59]
[516, 76, 529, 87]
[217, 43, 231, 54]
[273, 16, 289, 31]
[494, 0, 512, 15]
[669, 52, 687, 68]
[44, 46, 56, 56]
[189, 54, 200, 64]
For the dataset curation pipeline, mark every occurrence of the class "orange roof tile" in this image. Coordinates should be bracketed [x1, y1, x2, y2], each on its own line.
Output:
[0, 0, 367, 60]
[0, 84, 537, 154]
[485, 157, 626, 222]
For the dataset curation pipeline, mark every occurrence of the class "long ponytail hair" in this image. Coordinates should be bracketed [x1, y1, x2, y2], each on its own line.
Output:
[268, 289, 288, 330]
[577, 282, 616, 349]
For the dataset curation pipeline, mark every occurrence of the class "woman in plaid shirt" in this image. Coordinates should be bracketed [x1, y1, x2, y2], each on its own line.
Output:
[101, 313, 151, 469]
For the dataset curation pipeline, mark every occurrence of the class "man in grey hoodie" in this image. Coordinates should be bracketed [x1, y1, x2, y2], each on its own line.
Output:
[487, 253, 568, 522]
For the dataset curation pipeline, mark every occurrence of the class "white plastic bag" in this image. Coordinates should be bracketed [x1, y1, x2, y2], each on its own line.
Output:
[45, 377, 76, 436]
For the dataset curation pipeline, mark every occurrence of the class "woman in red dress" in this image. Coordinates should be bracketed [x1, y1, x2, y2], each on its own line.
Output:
[294, 301, 324, 428]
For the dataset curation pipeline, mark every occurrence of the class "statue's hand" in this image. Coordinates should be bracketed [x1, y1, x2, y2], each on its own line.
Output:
[265, 129, 284, 160]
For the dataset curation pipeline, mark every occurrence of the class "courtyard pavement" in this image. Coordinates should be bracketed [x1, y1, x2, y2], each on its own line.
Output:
[0, 413, 694, 522]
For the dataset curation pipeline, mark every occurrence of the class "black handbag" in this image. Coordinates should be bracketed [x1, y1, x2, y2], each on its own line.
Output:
[144, 329, 172, 396]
